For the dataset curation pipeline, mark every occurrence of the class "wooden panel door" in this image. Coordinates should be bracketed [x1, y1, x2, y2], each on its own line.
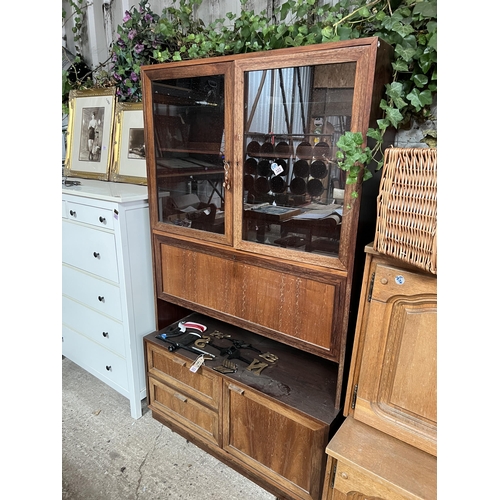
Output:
[351, 259, 437, 456]
[223, 380, 329, 500]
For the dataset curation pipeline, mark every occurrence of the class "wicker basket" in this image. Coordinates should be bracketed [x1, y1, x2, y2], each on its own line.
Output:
[373, 147, 437, 274]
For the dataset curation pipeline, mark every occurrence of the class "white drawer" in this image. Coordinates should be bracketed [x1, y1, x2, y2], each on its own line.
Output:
[62, 200, 67, 218]
[62, 265, 123, 321]
[66, 201, 115, 230]
[62, 296, 125, 356]
[62, 220, 119, 283]
[62, 325, 128, 393]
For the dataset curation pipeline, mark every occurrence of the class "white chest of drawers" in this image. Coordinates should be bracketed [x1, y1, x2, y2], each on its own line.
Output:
[62, 179, 155, 419]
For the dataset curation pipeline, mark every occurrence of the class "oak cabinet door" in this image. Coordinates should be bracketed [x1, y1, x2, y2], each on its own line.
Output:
[223, 380, 328, 500]
[353, 262, 437, 456]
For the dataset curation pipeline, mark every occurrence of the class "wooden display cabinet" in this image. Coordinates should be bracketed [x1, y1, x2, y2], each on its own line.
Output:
[141, 38, 393, 500]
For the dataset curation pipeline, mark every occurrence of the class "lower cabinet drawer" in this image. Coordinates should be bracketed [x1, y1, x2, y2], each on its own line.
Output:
[149, 378, 220, 446]
[62, 296, 125, 356]
[63, 325, 128, 394]
[62, 265, 122, 321]
[333, 461, 409, 500]
[146, 344, 220, 410]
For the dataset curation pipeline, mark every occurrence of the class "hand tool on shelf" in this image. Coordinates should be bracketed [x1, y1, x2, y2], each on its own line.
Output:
[155, 333, 216, 359]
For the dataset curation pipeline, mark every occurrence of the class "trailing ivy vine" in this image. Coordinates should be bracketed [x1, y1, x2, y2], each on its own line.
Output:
[62, 0, 437, 187]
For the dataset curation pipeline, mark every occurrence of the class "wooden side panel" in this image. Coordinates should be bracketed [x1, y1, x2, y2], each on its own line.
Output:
[353, 261, 437, 456]
[158, 241, 343, 358]
[223, 381, 328, 500]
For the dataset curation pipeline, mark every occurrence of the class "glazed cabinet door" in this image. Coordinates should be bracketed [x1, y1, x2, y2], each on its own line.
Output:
[141, 61, 234, 246]
[223, 380, 328, 500]
[351, 259, 437, 456]
[233, 41, 389, 271]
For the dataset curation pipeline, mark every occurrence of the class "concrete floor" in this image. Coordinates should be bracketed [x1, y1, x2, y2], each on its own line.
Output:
[62, 357, 277, 500]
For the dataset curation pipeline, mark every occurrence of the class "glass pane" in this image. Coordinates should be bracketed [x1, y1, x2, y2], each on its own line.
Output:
[152, 75, 226, 234]
[242, 63, 355, 257]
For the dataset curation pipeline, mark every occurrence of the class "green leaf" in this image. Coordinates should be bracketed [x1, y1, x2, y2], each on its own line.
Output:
[385, 106, 404, 128]
[413, 1, 437, 18]
[395, 43, 416, 62]
[411, 73, 428, 88]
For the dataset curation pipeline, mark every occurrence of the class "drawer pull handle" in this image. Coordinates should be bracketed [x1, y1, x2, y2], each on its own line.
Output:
[99, 216, 106, 224]
[102, 332, 109, 338]
[98, 296, 105, 302]
[69, 210, 76, 217]
[340, 472, 348, 480]
[106, 365, 111, 371]
[228, 384, 245, 395]
[93, 252, 100, 259]
[174, 393, 187, 403]
[171, 357, 186, 367]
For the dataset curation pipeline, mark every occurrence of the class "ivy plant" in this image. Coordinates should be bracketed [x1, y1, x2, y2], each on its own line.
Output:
[63, 0, 437, 189]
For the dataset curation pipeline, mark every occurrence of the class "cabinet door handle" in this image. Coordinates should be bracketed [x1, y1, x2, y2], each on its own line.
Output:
[223, 160, 231, 190]
[99, 216, 106, 224]
[174, 393, 187, 403]
[69, 210, 76, 217]
[102, 332, 109, 338]
[105, 365, 112, 371]
[228, 383, 244, 395]
[93, 252, 100, 258]
[98, 296, 105, 302]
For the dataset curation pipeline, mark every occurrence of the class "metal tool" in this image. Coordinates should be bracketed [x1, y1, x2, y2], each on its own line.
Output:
[156, 333, 215, 359]
[230, 339, 262, 354]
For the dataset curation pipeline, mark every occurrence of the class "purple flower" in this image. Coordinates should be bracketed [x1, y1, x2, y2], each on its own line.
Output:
[111, 53, 118, 62]
[144, 13, 153, 22]
[113, 72, 122, 82]
[128, 29, 137, 41]
[117, 36, 125, 47]
[123, 11, 131, 22]
[130, 72, 138, 82]
[134, 43, 144, 54]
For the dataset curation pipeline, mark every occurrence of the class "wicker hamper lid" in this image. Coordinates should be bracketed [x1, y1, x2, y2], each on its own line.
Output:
[373, 147, 437, 274]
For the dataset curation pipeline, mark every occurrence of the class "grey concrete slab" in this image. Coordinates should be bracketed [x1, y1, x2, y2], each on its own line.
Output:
[62, 357, 276, 500]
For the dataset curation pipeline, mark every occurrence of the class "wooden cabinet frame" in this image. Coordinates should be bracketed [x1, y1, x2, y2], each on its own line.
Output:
[141, 39, 393, 500]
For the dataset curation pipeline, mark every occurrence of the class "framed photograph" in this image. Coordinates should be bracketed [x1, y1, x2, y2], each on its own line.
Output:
[110, 102, 147, 185]
[64, 87, 116, 180]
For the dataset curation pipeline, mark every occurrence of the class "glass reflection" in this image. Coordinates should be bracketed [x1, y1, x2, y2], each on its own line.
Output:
[152, 75, 226, 234]
[242, 63, 356, 256]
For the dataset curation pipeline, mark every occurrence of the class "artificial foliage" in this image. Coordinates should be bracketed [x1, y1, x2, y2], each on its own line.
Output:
[62, 0, 437, 184]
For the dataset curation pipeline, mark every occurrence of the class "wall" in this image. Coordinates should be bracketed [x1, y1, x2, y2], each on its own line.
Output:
[61, 0, 436, 148]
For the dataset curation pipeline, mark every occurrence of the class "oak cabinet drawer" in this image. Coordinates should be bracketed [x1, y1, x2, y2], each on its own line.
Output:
[62, 325, 128, 393]
[66, 201, 115, 230]
[149, 378, 220, 446]
[62, 296, 125, 356]
[62, 265, 123, 321]
[62, 220, 119, 282]
[146, 343, 220, 410]
[333, 461, 409, 500]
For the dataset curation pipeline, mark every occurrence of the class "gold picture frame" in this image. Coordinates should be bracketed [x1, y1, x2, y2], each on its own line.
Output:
[110, 102, 147, 185]
[64, 87, 116, 180]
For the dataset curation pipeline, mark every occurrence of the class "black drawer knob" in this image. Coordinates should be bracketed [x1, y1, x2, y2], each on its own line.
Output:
[69, 210, 76, 217]
[99, 216, 106, 224]
[102, 332, 109, 338]
[106, 365, 111, 371]
[98, 296, 105, 302]
[93, 252, 100, 258]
